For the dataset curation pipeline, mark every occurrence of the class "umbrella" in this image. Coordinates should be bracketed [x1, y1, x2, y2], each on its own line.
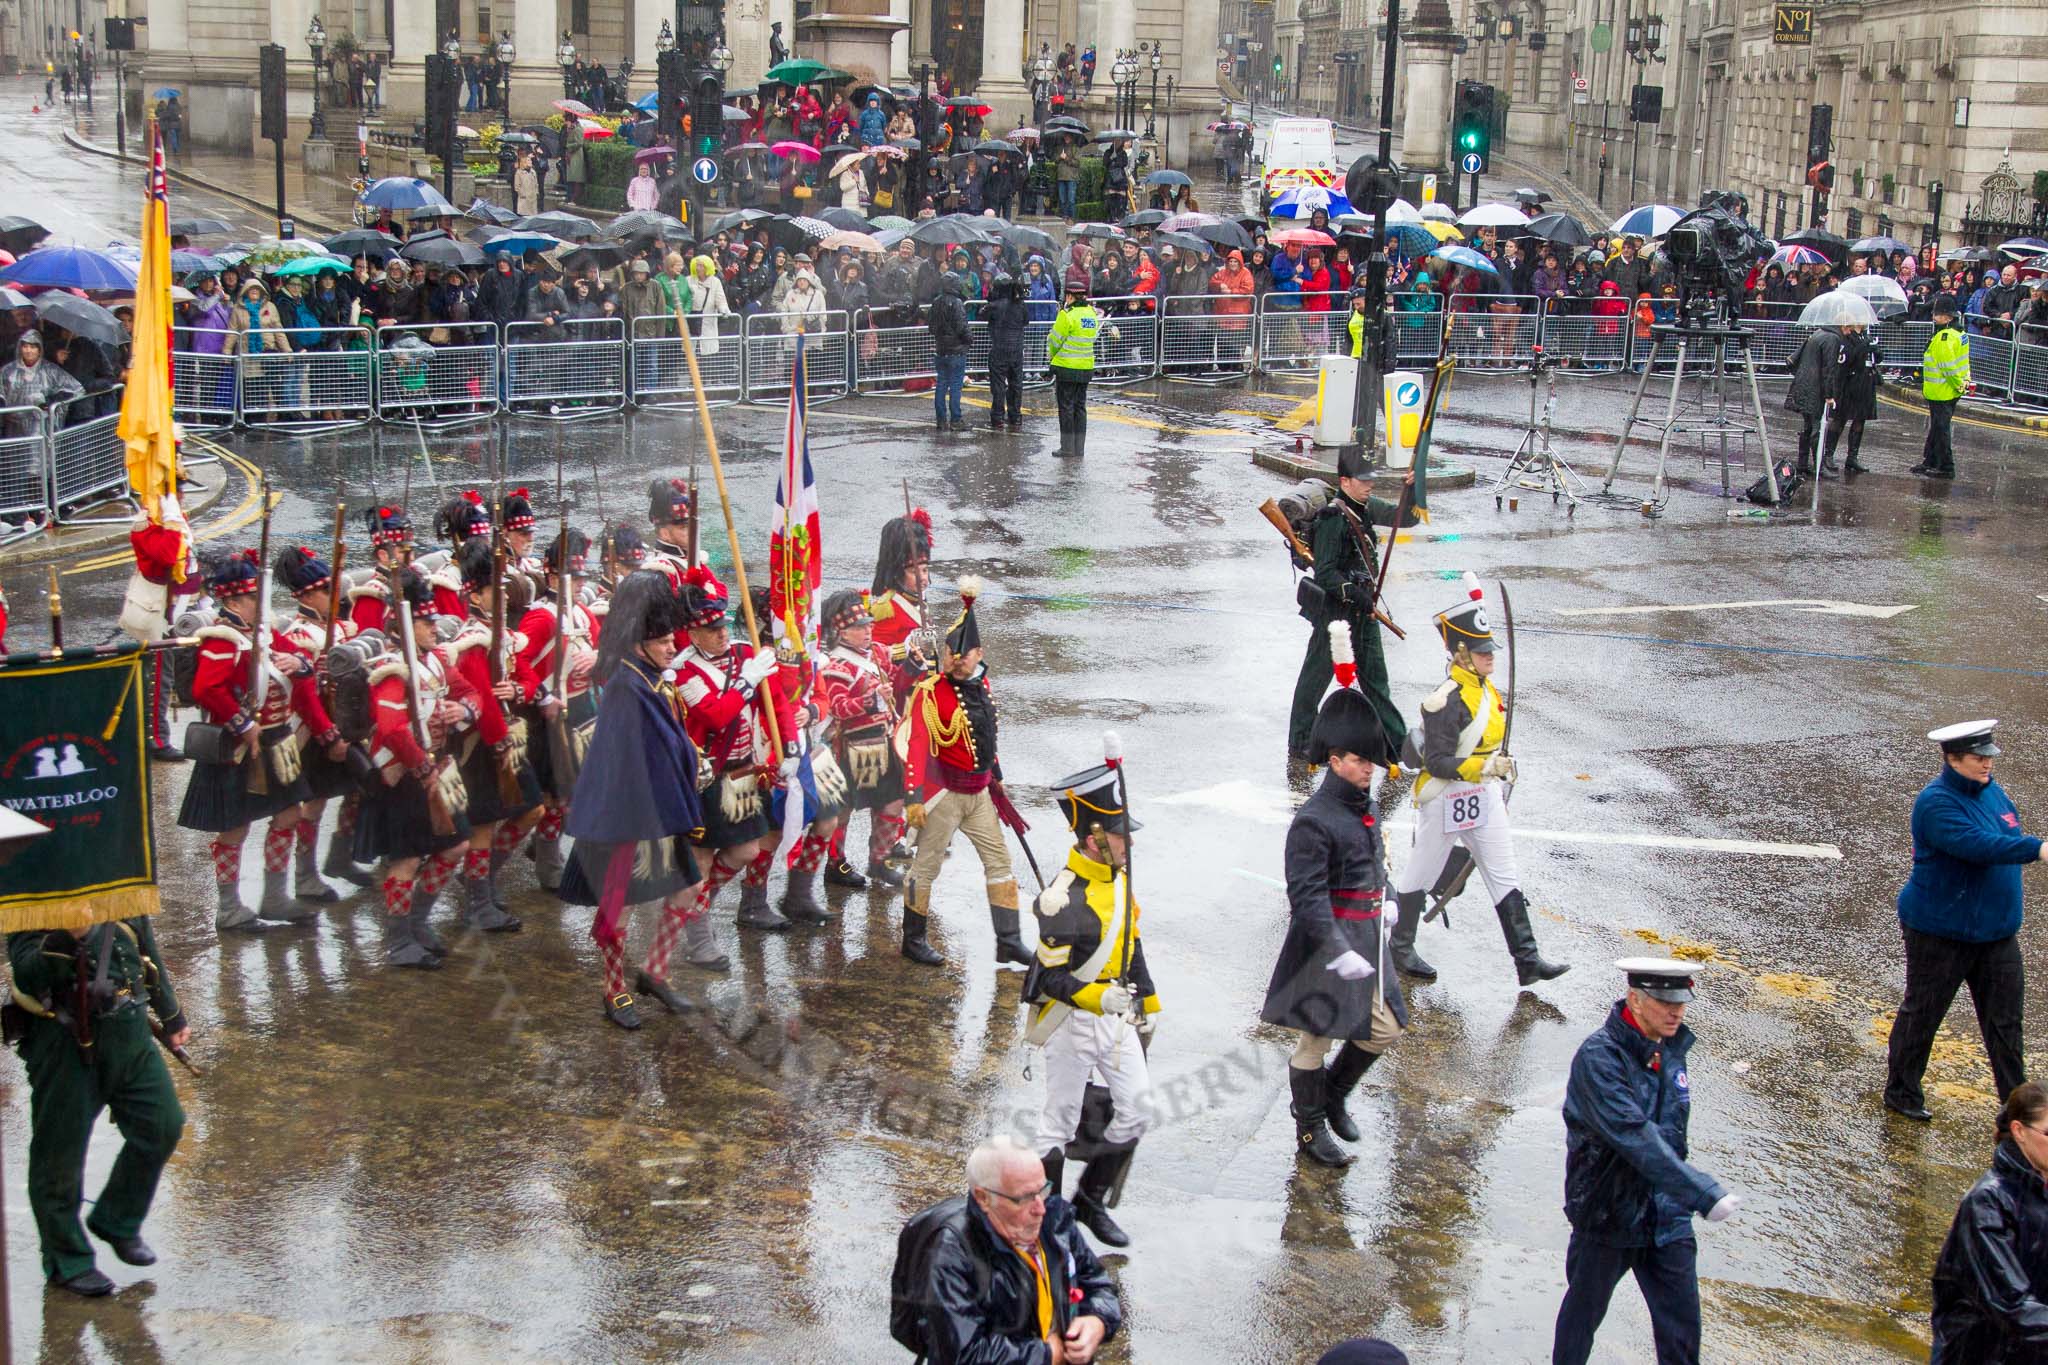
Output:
[1155, 231, 1214, 258]
[1122, 209, 1170, 229]
[1182, 220, 1256, 252]
[402, 236, 487, 268]
[868, 215, 914, 231]
[497, 131, 539, 146]
[517, 210, 602, 241]
[997, 222, 1060, 255]
[1798, 289, 1878, 328]
[1270, 194, 1354, 221]
[1779, 227, 1848, 261]
[0, 217, 49, 252]
[466, 199, 523, 226]
[722, 106, 752, 122]
[1839, 273, 1910, 319]
[771, 140, 822, 162]
[0, 287, 32, 310]
[152, 88, 181, 99]
[1144, 169, 1192, 188]
[577, 119, 615, 139]
[1421, 220, 1464, 242]
[455, 125, 481, 140]
[1160, 212, 1223, 230]
[476, 230, 568, 257]
[767, 216, 837, 247]
[267, 253, 354, 276]
[553, 98, 594, 116]
[729, 142, 772, 155]
[1999, 236, 2048, 258]
[1384, 223, 1440, 257]
[1008, 127, 1041, 142]
[1769, 243, 1832, 268]
[1272, 228, 1337, 249]
[360, 177, 458, 213]
[1459, 202, 1530, 228]
[1524, 212, 1592, 247]
[1419, 202, 1459, 224]
[557, 243, 632, 272]
[828, 151, 870, 179]
[1205, 120, 1249, 131]
[1607, 204, 1682, 239]
[1939, 245, 1999, 265]
[605, 210, 690, 240]
[1513, 186, 1551, 203]
[169, 249, 219, 274]
[945, 96, 991, 110]
[1068, 223, 1128, 242]
[1853, 234, 1912, 256]
[817, 207, 873, 231]
[1093, 129, 1140, 143]
[633, 144, 677, 165]
[976, 139, 1021, 157]
[819, 230, 884, 253]
[887, 136, 923, 151]
[32, 293, 125, 345]
[764, 58, 838, 85]
[908, 215, 999, 246]
[325, 227, 404, 258]
[633, 91, 661, 113]
[709, 209, 776, 236]
[166, 217, 233, 238]
[0, 246, 136, 291]
[1431, 244, 1500, 275]
[1384, 200, 1423, 225]
[872, 228, 910, 250]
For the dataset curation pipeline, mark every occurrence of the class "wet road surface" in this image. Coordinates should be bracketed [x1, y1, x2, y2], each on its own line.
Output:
[7, 93, 2048, 1362]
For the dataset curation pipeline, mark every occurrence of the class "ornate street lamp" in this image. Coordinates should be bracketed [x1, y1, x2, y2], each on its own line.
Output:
[712, 38, 734, 76]
[655, 19, 673, 56]
[558, 31, 577, 99]
[1147, 43, 1162, 139]
[442, 30, 461, 62]
[497, 31, 515, 120]
[306, 15, 327, 140]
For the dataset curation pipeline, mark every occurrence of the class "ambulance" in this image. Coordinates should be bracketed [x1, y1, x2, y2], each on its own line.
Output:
[1260, 117, 1340, 216]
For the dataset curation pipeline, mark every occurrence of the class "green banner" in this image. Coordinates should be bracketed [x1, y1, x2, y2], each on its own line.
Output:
[0, 649, 159, 932]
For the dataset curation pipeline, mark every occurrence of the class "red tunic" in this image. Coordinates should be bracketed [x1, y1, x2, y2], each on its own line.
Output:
[366, 648, 476, 775]
[274, 610, 351, 744]
[189, 619, 298, 735]
[901, 671, 996, 804]
[819, 641, 895, 745]
[673, 641, 798, 769]
[442, 621, 512, 746]
[512, 596, 598, 704]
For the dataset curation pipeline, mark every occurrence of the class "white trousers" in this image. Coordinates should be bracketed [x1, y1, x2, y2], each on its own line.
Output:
[1389, 780, 1519, 905]
[1032, 1009, 1152, 1151]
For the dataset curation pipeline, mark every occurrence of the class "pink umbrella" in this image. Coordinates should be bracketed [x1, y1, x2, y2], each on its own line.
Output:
[553, 98, 594, 116]
[578, 119, 615, 139]
[634, 144, 677, 164]
[771, 140, 822, 163]
[1272, 228, 1337, 248]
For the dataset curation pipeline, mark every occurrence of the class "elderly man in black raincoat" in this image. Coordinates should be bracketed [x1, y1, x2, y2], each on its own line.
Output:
[1262, 632, 1408, 1169]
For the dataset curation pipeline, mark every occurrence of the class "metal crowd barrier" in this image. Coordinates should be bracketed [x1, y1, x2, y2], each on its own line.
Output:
[237, 326, 374, 430]
[630, 313, 743, 407]
[1161, 293, 1256, 382]
[1444, 295, 1541, 371]
[1964, 315, 2017, 399]
[171, 330, 239, 430]
[855, 309, 937, 394]
[741, 309, 851, 404]
[504, 316, 626, 416]
[1256, 290, 1348, 372]
[1534, 301, 1626, 371]
[1392, 295, 1449, 367]
[48, 387, 135, 525]
[1089, 294, 1159, 387]
[0, 406, 49, 543]
[376, 322, 498, 425]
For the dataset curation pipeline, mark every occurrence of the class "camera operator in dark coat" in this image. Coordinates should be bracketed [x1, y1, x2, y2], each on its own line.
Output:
[983, 271, 1029, 431]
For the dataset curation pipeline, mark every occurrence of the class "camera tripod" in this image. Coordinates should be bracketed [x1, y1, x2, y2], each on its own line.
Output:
[1601, 321, 1777, 513]
[1491, 347, 1583, 511]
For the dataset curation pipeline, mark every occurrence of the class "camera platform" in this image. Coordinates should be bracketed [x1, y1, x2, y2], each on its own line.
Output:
[1491, 347, 1583, 513]
[1600, 322, 1778, 514]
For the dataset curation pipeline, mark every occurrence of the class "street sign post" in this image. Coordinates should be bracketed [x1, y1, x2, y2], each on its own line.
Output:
[692, 156, 720, 185]
[1460, 151, 1483, 174]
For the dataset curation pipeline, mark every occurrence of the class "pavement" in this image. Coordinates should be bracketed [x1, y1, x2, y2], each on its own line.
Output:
[8, 75, 2048, 1365]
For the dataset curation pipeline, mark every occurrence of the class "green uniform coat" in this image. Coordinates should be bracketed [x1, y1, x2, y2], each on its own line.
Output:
[8, 918, 185, 1283]
[1288, 489, 1420, 757]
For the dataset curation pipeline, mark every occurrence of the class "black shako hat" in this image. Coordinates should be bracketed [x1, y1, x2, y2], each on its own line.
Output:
[1051, 735, 1143, 834]
[942, 574, 982, 656]
[1309, 687, 1390, 767]
[1434, 571, 1496, 655]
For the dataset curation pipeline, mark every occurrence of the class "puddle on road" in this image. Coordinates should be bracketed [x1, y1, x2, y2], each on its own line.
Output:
[1757, 972, 1837, 1003]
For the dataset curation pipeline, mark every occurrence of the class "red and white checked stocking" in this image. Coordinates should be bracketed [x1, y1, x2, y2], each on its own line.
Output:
[643, 892, 699, 982]
[262, 824, 295, 873]
[417, 849, 461, 899]
[796, 833, 830, 873]
[536, 805, 566, 841]
[335, 795, 358, 839]
[491, 820, 524, 857]
[382, 875, 414, 918]
[295, 821, 318, 855]
[870, 812, 906, 865]
[828, 824, 849, 863]
[691, 854, 743, 915]
[463, 844, 492, 885]
[209, 839, 242, 888]
[741, 847, 775, 888]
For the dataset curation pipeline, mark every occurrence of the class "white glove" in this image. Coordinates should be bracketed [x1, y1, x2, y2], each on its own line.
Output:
[2038, 844, 2047, 863]
[1481, 754, 1518, 783]
[1384, 896, 1401, 929]
[1134, 1011, 1156, 1039]
[1327, 950, 1375, 982]
[739, 651, 778, 689]
[1705, 1194, 1742, 1224]
[777, 754, 800, 780]
[1098, 984, 1134, 1017]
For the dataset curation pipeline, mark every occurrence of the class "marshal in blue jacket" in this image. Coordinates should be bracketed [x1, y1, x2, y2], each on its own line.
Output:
[1898, 765, 2042, 945]
[1562, 1002, 1725, 1248]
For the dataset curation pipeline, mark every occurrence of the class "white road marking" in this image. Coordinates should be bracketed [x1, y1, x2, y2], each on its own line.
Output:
[638, 1155, 697, 1167]
[1158, 779, 1301, 826]
[1229, 867, 1287, 889]
[1484, 825, 1841, 860]
[656, 1310, 716, 1325]
[1553, 599, 1917, 620]
[650, 1198, 711, 1207]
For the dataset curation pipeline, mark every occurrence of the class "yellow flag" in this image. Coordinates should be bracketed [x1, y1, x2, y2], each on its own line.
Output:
[119, 117, 180, 536]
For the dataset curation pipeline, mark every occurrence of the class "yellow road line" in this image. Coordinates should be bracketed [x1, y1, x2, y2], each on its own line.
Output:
[1877, 391, 2048, 438]
[1274, 395, 1319, 433]
[63, 438, 268, 576]
[954, 393, 1239, 437]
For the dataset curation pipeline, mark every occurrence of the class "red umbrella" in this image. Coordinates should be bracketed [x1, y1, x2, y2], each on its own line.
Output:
[1273, 228, 1337, 248]
[634, 144, 677, 164]
[771, 140, 822, 162]
[553, 98, 594, 116]
[578, 119, 615, 139]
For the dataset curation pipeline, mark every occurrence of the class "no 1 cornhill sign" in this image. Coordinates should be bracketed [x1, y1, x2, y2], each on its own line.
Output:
[1773, 4, 1814, 44]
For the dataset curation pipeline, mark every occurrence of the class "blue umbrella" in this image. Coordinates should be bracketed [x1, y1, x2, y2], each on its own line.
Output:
[475, 230, 568, 257]
[169, 249, 217, 274]
[1269, 184, 1354, 219]
[633, 91, 660, 112]
[152, 88, 181, 99]
[1431, 244, 1500, 275]
[0, 246, 138, 290]
[1385, 223, 1439, 257]
[1607, 204, 1682, 239]
[358, 177, 459, 213]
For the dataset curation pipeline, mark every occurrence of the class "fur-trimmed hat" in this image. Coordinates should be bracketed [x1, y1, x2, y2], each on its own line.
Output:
[543, 527, 591, 573]
[206, 547, 261, 597]
[871, 507, 933, 596]
[821, 587, 871, 643]
[499, 486, 536, 532]
[436, 490, 492, 544]
[596, 570, 681, 682]
[363, 504, 413, 546]
[681, 564, 729, 628]
[275, 546, 331, 596]
[604, 524, 647, 568]
[647, 476, 693, 528]
[457, 537, 496, 592]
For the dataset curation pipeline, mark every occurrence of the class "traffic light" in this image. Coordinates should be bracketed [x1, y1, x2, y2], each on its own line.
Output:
[424, 54, 460, 161]
[1805, 102, 1833, 185]
[259, 43, 287, 143]
[1452, 79, 1493, 169]
[1273, 54, 1284, 78]
[691, 73, 723, 158]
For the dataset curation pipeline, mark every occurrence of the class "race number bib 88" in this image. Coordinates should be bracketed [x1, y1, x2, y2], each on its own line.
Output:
[1443, 784, 1488, 833]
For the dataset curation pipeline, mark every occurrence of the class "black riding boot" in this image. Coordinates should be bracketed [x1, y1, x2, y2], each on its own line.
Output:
[1324, 1042, 1379, 1143]
[1288, 1065, 1355, 1167]
[1389, 890, 1435, 979]
[1073, 1143, 1135, 1247]
[990, 902, 1032, 966]
[1495, 889, 1569, 986]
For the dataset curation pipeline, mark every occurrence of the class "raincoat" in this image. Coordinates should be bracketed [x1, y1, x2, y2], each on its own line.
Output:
[1931, 1138, 2048, 1363]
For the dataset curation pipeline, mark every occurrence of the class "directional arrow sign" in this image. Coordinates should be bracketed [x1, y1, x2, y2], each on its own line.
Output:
[1554, 599, 1918, 620]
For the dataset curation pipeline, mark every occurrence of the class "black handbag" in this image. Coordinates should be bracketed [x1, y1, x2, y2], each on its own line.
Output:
[181, 722, 239, 766]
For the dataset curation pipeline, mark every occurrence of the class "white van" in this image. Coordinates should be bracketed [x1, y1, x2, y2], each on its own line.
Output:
[1261, 117, 1339, 214]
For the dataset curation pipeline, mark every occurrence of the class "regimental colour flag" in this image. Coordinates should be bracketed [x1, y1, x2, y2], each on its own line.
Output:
[769, 331, 822, 657]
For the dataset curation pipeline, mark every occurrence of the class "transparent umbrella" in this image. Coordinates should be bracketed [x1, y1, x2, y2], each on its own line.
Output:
[1798, 289, 1878, 328]
[1838, 274, 1909, 320]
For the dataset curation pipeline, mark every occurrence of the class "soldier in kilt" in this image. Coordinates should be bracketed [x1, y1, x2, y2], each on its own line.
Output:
[514, 528, 600, 892]
[738, 585, 850, 928]
[273, 545, 366, 902]
[818, 588, 908, 890]
[560, 571, 707, 1028]
[176, 549, 317, 933]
